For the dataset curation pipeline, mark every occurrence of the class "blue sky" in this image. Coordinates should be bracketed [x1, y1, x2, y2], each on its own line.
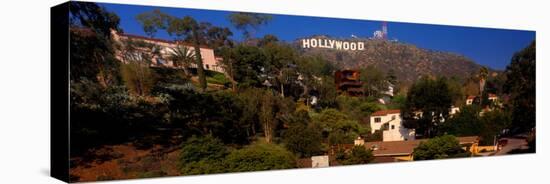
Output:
[100, 3, 535, 70]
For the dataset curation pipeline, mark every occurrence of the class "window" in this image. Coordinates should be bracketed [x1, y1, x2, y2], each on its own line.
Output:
[391, 115, 396, 120]
[374, 117, 381, 123]
[391, 125, 395, 129]
[205, 64, 210, 69]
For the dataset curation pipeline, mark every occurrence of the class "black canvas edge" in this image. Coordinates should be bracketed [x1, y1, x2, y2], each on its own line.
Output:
[51, 1, 70, 183]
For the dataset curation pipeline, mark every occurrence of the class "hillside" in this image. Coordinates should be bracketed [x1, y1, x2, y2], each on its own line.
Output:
[297, 37, 488, 84]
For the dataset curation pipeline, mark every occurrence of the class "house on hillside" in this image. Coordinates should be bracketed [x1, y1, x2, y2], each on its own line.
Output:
[488, 93, 499, 103]
[331, 136, 480, 163]
[466, 93, 500, 106]
[466, 95, 476, 105]
[335, 70, 363, 96]
[110, 30, 225, 73]
[369, 109, 415, 142]
[450, 106, 460, 116]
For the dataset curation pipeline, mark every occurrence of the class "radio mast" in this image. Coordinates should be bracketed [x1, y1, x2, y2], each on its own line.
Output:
[382, 22, 388, 40]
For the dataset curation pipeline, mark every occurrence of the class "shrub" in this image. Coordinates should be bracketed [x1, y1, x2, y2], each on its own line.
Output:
[179, 135, 228, 175]
[120, 63, 157, 96]
[283, 123, 324, 158]
[413, 135, 470, 160]
[206, 71, 230, 85]
[338, 146, 374, 165]
[224, 143, 296, 172]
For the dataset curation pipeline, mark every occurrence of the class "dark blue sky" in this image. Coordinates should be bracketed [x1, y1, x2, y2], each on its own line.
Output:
[100, 3, 535, 70]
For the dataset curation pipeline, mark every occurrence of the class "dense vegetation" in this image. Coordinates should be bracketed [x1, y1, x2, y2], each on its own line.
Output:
[68, 2, 535, 179]
[413, 135, 470, 160]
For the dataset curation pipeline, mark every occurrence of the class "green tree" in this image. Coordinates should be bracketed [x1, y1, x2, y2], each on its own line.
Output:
[135, 9, 171, 38]
[263, 43, 298, 97]
[237, 88, 263, 137]
[137, 10, 228, 92]
[260, 91, 277, 143]
[413, 135, 470, 160]
[311, 109, 368, 145]
[283, 122, 324, 158]
[258, 34, 279, 47]
[503, 41, 536, 134]
[120, 63, 156, 96]
[338, 146, 374, 165]
[479, 109, 512, 145]
[388, 94, 406, 109]
[230, 44, 267, 87]
[162, 88, 250, 144]
[360, 66, 388, 98]
[446, 76, 465, 106]
[119, 39, 158, 96]
[228, 12, 272, 39]
[443, 105, 482, 136]
[69, 1, 120, 37]
[443, 105, 511, 146]
[218, 46, 238, 92]
[204, 26, 234, 51]
[402, 77, 453, 137]
[179, 135, 228, 175]
[478, 66, 489, 96]
[314, 76, 338, 108]
[69, 1, 121, 87]
[336, 95, 381, 121]
[224, 143, 296, 172]
[258, 90, 294, 143]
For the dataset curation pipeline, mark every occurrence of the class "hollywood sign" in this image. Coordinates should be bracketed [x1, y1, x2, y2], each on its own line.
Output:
[301, 38, 365, 51]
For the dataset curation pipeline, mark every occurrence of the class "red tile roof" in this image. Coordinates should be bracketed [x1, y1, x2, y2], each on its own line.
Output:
[117, 32, 212, 49]
[467, 95, 476, 100]
[371, 109, 401, 116]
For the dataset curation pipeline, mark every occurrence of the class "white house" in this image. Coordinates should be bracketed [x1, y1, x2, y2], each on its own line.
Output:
[369, 109, 415, 142]
[466, 96, 475, 105]
[488, 93, 498, 103]
[450, 106, 460, 116]
[466, 94, 499, 106]
[311, 155, 329, 168]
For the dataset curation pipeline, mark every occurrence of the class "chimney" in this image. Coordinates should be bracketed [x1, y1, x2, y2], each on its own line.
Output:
[354, 136, 365, 146]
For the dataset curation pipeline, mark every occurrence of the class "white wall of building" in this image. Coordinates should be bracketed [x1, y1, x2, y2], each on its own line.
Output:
[382, 126, 415, 141]
[370, 112, 399, 134]
[370, 111, 415, 142]
[112, 30, 224, 73]
[311, 155, 329, 168]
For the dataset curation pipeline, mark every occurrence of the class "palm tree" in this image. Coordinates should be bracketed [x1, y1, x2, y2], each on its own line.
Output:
[166, 16, 208, 92]
[169, 45, 195, 76]
[479, 66, 489, 95]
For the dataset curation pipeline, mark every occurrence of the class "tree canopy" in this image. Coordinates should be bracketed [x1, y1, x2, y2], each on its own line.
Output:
[282, 117, 324, 158]
[179, 135, 228, 175]
[337, 146, 374, 165]
[228, 12, 272, 39]
[224, 143, 296, 172]
[413, 135, 470, 160]
[402, 76, 454, 137]
[503, 41, 536, 134]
